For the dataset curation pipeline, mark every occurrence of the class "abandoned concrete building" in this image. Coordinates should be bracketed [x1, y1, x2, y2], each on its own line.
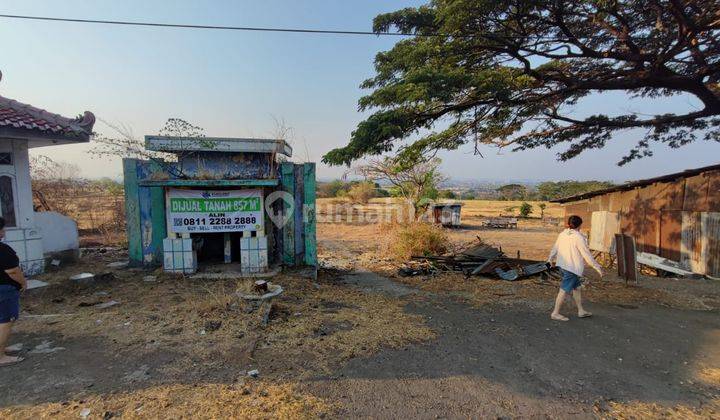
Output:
[552, 164, 720, 278]
[0, 81, 94, 275]
[123, 135, 316, 276]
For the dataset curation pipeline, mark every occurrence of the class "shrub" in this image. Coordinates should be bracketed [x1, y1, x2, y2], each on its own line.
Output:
[538, 203, 547, 218]
[388, 222, 448, 261]
[376, 188, 391, 198]
[438, 190, 457, 199]
[519, 202, 533, 217]
[317, 179, 352, 198]
[346, 182, 376, 204]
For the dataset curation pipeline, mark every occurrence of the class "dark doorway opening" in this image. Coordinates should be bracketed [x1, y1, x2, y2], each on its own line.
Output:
[193, 232, 244, 263]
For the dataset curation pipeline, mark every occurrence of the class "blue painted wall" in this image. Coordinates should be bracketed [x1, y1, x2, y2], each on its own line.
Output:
[123, 152, 316, 272]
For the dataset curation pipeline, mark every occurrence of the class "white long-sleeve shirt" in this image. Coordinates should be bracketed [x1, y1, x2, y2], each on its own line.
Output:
[548, 228, 602, 276]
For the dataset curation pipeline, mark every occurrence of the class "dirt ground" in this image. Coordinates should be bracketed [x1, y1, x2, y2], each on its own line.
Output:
[2, 213, 720, 418]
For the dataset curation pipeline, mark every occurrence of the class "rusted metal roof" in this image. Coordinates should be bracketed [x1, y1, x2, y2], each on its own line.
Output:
[551, 163, 720, 204]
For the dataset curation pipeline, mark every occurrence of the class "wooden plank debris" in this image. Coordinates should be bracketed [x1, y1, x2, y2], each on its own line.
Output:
[408, 242, 555, 280]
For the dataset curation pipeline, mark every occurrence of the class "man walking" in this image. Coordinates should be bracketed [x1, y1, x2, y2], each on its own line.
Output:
[0, 217, 26, 366]
[547, 215, 603, 321]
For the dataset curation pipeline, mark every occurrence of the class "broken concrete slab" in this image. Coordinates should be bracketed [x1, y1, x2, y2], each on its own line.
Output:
[143, 275, 157, 282]
[26, 279, 49, 290]
[95, 300, 121, 310]
[106, 261, 129, 269]
[70, 273, 95, 284]
[5, 343, 23, 352]
[29, 340, 66, 354]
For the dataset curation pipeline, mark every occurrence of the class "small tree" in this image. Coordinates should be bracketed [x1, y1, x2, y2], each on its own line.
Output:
[538, 203, 547, 219]
[519, 202, 533, 218]
[460, 191, 476, 200]
[91, 118, 208, 178]
[356, 157, 446, 217]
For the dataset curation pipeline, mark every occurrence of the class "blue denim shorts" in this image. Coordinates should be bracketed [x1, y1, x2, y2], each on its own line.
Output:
[0, 284, 20, 323]
[560, 269, 582, 293]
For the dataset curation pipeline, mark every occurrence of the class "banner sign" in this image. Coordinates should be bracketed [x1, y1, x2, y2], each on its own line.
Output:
[167, 189, 263, 233]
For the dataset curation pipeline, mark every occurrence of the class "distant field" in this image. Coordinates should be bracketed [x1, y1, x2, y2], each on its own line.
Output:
[455, 200, 563, 218]
[316, 198, 564, 220]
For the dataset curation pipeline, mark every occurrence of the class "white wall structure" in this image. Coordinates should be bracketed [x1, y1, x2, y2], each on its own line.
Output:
[36, 212, 80, 255]
[0, 80, 95, 275]
[0, 140, 44, 274]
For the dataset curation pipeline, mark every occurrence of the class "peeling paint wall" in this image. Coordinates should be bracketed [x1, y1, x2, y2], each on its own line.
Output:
[123, 154, 317, 271]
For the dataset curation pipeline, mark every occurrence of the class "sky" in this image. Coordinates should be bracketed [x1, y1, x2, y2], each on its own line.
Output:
[1, 0, 718, 183]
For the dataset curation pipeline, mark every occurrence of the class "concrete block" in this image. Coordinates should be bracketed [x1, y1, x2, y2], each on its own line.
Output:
[183, 251, 197, 271]
[173, 252, 183, 270]
[163, 238, 173, 253]
[164, 252, 174, 269]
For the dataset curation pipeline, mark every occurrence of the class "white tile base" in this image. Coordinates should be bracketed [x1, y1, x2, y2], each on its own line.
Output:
[163, 238, 197, 274]
[4, 228, 45, 276]
[240, 236, 268, 274]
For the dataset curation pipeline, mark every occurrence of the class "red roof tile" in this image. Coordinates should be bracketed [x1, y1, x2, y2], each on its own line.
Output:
[0, 95, 95, 139]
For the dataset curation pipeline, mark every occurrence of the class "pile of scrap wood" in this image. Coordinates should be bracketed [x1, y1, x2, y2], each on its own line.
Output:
[406, 242, 558, 281]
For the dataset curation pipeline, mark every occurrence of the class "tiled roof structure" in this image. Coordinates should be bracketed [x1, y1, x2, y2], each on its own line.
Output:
[0, 70, 95, 140]
[0, 96, 95, 139]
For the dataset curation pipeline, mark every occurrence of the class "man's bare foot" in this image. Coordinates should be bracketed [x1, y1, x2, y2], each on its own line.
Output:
[551, 313, 569, 321]
[0, 355, 24, 367]
[578, 311, 593, 318]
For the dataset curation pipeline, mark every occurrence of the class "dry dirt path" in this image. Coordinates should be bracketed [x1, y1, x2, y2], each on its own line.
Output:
[305, 270, 720, 418]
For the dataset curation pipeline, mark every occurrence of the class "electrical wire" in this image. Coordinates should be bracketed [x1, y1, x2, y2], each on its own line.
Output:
[0, 13, 422, 36]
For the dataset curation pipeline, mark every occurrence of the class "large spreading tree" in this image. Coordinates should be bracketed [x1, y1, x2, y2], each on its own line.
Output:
[322, 0, 720, 167]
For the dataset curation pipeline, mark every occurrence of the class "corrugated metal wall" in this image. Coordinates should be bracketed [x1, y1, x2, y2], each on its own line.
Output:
[562, 168, 720, 277]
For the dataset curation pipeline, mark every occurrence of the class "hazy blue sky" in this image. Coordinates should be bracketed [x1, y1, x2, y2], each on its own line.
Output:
[1, 0, 717, 183]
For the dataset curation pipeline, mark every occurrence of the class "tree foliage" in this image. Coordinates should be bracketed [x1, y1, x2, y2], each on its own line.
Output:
[438, 189, 457, 199]
[460, 191, 476, 200]
[496, 183, 528, 200]
[322, 0, 720, 167]
[317, 180, 348, 198]
[519, 202, 534, 217]
[536, 180, 614, 200]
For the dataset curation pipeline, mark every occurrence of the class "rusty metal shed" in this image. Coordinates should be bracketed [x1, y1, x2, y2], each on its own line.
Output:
[551, 164, 720, 278]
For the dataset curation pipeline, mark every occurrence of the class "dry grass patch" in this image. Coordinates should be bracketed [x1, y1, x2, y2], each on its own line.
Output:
[1, 382, 331, 420]
[697, 367, 720, 387]
[17, 253, 434, 382]
[598, 398, 720, 420]
[387, 222, 449, 262]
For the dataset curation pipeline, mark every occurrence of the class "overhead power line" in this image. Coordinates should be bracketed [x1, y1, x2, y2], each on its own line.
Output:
[0, 14, 420, 36]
